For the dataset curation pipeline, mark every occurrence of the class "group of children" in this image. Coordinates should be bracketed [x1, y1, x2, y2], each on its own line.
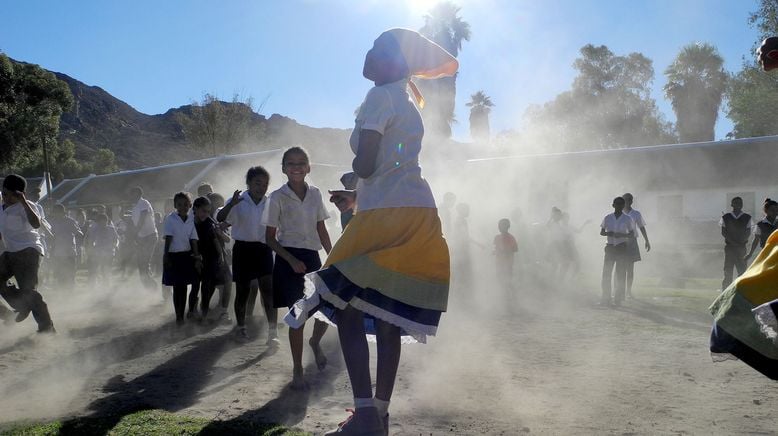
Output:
[161, 147, 332, 389]
[599, 193, 651, 307]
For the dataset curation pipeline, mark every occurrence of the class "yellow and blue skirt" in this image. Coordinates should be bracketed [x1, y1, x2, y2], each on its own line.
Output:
[710, 231, 778, 379]
[284, 207, 450, 343]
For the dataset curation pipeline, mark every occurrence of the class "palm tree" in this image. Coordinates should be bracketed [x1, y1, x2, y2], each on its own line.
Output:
[466, 91, 494, 143]
[663, 43, 727, 143]
[418, 1, 471, 139]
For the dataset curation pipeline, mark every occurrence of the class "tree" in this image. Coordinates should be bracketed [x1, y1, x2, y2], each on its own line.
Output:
[726, 0, 778, 138]
[418, 1, 471, 139]
[0, 54, 73, 171]
[466, 91, 494, 142]
[663, 43, 727, 143]
[524, 45, 675, 151]
[91, 148, 118, 175]
[175, 93, 264, 156]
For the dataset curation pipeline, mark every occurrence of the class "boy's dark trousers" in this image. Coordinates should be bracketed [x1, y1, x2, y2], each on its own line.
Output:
[0, 248, 54, 329]
[602, 243, 628, 305]
[722, 243, 748, 291]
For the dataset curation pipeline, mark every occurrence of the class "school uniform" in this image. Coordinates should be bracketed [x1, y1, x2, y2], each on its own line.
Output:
[190, 216, 223, 316]
[132, 197, 158, 289]
[600, 212, 636, 305]
[720, 211, 752, 291]
[223, 191, 273, 282]
[755, 217, 778, 248]
[0, 201, 54, 330]
[162, 212, 198, 287]
[263, 183, 329, 309]
[624, 208, 646, 263]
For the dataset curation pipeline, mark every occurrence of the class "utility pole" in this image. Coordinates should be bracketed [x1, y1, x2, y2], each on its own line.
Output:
[41, 133, 53, 204]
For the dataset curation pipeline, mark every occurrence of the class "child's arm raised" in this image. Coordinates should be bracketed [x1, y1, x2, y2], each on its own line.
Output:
[15, 192, 41, 229]
[216, 190, 242, 223]
[265, 226, 306, 274]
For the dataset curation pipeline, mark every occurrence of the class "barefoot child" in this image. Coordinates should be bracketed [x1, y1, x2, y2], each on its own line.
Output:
[285, 29, 457, 434]
[216, 167, 275, 341]
[162, 192, 201, 326]
[192, 196, 224, 320]
[264, 147, 332, 389]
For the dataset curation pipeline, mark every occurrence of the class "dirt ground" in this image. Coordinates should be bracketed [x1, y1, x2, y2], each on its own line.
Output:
[0, 274, 776, 435]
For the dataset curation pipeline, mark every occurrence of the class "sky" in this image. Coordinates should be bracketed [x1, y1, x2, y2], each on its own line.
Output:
[0, 0, 762, 143]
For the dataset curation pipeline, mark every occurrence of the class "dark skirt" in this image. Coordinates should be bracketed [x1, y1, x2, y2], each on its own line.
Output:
[162, 251, 198, 286]
[199, 255, 222, 283]
[273, 247, 321, 309]
[232, 240, 274, 283]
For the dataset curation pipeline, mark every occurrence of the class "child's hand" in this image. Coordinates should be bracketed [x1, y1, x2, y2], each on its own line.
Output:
[329, 190, 355, 212]
[194, 258, 203, 273]
[217, 221, 231, 232]
[290, 257, 307, 274]
[230, 190, 243, 205]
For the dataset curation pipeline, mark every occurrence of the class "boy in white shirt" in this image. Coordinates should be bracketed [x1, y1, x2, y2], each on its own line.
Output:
[129, 186, 158, 291]
[0, 175, 55, 332]
[600, 196, 636, 307]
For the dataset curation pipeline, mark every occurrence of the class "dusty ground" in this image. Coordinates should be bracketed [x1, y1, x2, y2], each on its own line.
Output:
[0, 274, 776, 435]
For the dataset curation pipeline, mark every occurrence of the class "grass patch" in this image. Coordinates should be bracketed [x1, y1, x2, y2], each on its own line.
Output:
[0, 409, 309, 436]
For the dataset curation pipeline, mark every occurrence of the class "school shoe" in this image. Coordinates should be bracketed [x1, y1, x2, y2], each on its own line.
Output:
[234, 326, 249, 342]
[324, 407, 384, 436]
[218, 309, 231, 324]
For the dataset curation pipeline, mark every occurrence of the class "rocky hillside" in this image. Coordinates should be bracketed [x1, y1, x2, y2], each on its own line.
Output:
[53, 70, 351, 169]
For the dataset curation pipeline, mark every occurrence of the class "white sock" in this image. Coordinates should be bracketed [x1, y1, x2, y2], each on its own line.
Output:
[354, 397, 374, 409]
[373, 398, 390, 417]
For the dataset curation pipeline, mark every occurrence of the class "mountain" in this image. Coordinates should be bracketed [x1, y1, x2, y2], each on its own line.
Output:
[53, 70, 352, 170]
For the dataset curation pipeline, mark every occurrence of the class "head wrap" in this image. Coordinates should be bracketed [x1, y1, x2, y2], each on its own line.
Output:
[373, 28, 459, 108]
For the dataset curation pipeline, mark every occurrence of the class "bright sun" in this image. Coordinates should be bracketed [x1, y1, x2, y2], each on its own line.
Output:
[406, 0, 440, 15]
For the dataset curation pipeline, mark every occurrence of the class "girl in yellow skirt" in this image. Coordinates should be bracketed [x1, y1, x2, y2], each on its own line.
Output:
[284, 28, 457, 435]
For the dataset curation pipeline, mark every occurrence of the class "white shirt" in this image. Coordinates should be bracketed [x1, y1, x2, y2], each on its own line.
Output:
[224, 191, 268, 243]
[350, 79, 436, 211]
[754, 217, 778, 236]
[601, 212, 636, 246]
[719, 211, 753, 228]
[163, 211, 198, 252]
[263, 183, 329, 251]
[0, 201, 45, 255]
[132, 198, 157, 238]
[624, 208, 646, 239]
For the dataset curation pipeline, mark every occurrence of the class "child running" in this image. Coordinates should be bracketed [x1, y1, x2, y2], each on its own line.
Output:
[192, 196, 224, 320]
[0, 175, 56, 333]
[216, 167, 275, 342]
[162, 192, 201, 326]
[264, 146, 332, 389]
[285, 28, 457, 435]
